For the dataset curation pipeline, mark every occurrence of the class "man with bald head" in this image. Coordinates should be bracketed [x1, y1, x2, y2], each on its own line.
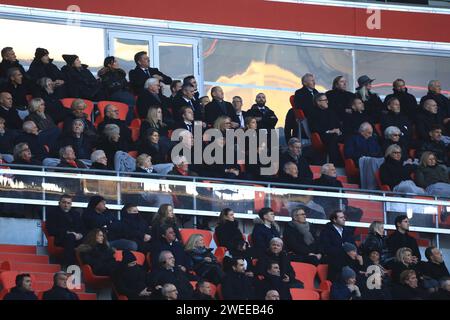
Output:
[246, 93, 278, 130]
[204, 86, 239, 126]
[0, 91, 23, 130]
[417, 99, 445, 141]
[420, 80, 450, 126]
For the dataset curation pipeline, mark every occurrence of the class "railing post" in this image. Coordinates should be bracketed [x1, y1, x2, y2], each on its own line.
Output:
[435, 196, 440, 249]
[382, 193, 387, 230]
[267, 183, 271, 208]
[41, 167, 46, 246]
[117, 171, 121, 220]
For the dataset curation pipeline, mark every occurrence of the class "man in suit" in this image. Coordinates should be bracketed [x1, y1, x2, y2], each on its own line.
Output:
[172, 84, 201, 122]
[294, 73, 319, 118]
[175, 106, 195, 133]
[136, 78, 174, 127]
[246, 93, 278, 130]
[204, 86, 239, 126]
[232, 96, 246, 128]
[129, 51, 172, 95]
[0, 91, 23, 130]
[183, 75, 200, 101]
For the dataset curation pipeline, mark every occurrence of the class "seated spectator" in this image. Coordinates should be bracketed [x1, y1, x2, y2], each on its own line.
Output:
[232, 95, 246, 128]
[355, 75, 384, 123]
[362, 249, 391, 297]
[168, 155, 198, 177]
[313, 163, 346, 212]
[265, 290, 280, 300]
[185, 234, 224, 285]
[129, 51, 172, 96]
[27, 48, 66, 97]
[344, 122, 382, 165]
[360, 221, 388, 263]
[97, 124, 129, 170]
[204, 86, 239, 127]
[138, 128, 169, 164]
[392, 269, 428, 300]
[283, 208, 322, 265]
[382, 126, 408, 162]
[151, 204, 181, 241]
[279, 137, 313, 184]
[151, 225, 192, 272]
[421, 246, 449, 283]
[98, 56, 135, 124]
[308, 93, 343, 166]
[381, 97, 412, 142]
[379, 144, 424, 194]
[139, 105, 170, 146]
[62, 99, 97, 139]
[112, 250, 152, 300]
[213, 115, 232, 134]
[0, 91, 23, 130]
[134, 153, 172, 176]
[61, 54, 104, 101]
[58, 119, 96, 160]
[222, 257, 255, 300]
[120, 204, 152, 253]
[42, 272, 79, 300]
[172, 83, 201, 122]
[175, 105, 196, 133]
[98, 103, 132, 145]
[35, 77, 69, 124]
[46, 194, 85, 265]
[326, 76, 355, 121]
[330, 266, 361, 300]
[15, 120, 49, 160]
[341, 97, 371, 136]
[416, 99, 444, 141]
[3, 273, 38, 300]
[415, 152, 450, 197]
[255, 261, 292, 300]
[25, 98, 61, 149]
[214, 208, 245, 253]
[319, 210, 355, 265]
[0, 47, 28, 84]
[169, 80, 182, 101]
[277, 161, 311, 185]
[292, 73, 318, 118]
[90, 149, 109, 171]
[251, 207, 281, 255]
[245, 93, 278, 130]
[256, 237, 298, 288]
[56, 145, 87, 170]
[386, 215, 421, 261]
[136, 78, 173, 126]
[384, 79, 418, 124]
[0, 116, 16, 160]
[11, 142, 41, 167]
[161, 283, 178, 300]
[192, 280, 214, 300]
[391, 247, 421, 284]
[419, 125, 449, 166]
[420, 80, 450, 130]
[4, 67, 29, 112]
[76, 229, 118, 276]
[150, 250, 193, 300]
[429, 277, 450, 300]
[82, 195, 137, 251]
[328, 242, 364, 282]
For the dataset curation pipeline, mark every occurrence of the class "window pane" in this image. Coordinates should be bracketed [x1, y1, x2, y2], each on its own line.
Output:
[203, 38, 353, 92]
[158, 42, 194, 80]
[113, 38, 149, 75]
[355, 50, 450, 98]
[0, 18, 105, 72]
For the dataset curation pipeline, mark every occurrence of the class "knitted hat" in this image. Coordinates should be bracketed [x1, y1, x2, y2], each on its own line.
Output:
[34, 48, 49, 61]
[122, 250, 136, 265]
[87, 195, 105, 209]
[342, 242, 357, 253]
[341, 266, 356, 281]
[62, 54, 79, 66]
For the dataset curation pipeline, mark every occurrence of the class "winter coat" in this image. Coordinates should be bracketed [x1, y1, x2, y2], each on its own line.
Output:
[250, 217, 281, 254]
[42, 286, 79, 300]
[415, 164, 449, 188]
[379, 156, 416, 190]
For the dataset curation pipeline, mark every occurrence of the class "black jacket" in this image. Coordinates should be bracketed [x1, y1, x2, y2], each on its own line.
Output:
[129, 66, 172, 95]
[46, 206, 85, 244]
[151, 239, 192, 271]
[3, 81, 29, 108]
[356, 91, 384, 123]
[35, 89, 70, 124]
[250, 218, 281, 255]
[419, 139, 449, 166]
[380, 111, 412, 141]
[27, 59, 65, 83]
[112, 264, 150, 300]
[171, 94, 202, 122]
[42, 286, 79, 300]
[120, 210, 151, 244]
[79, 243, 117, 276]
[14, 132, 49, 161]
[57, 133, 96, 160]
[150, 266, 193, 300]
[328, 250, 364, 282]
[82, 208, 122, 240]
[0, 59, 27, 82]
[421, 261, 449, 281]
[0, 106, 23, 130]
[293, 86, 318, 118]
[98, 117, 132, 146]
[360, 232, 388, 259]
[61, 65, 103, 101]
[379, 156, 416, 190]
[96, 136, 130, 170]
[283, 221, 320, 257]
[318, 222, 355, 259]
[313, 175, 348, 213]
[3, 287, 38, 300]
[384, 88, 418, 122]
[137, 141, 168, 164]
[391, 283, 428, 300]
[279, 151, 313, 184]
[136, 90, 173, 126]
[420, 91, 450, 120]
[222, 271, 255, 300]
[416, 109, 444, 141]
[98, 67, 129, 97]
[62, 114, 97, 139]
[342, 110, 372, 136]
[255, 249, 296, 283]
[326, 89, 355, 121]
[245, 104, 278, 130]
[386, 230, 421, 260]
[204, 99, 239, 125]
[214, 220, 244, 250]
[0, 129, 17, 154]
[308, 106, 341, 135]
[255, 273, 292, 300]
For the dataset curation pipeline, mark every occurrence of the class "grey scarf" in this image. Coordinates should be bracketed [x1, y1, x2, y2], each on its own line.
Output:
[289, 221, 315, 246]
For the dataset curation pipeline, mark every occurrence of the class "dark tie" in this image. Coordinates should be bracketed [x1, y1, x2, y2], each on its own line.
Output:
[144, 69, 150, 77]
[187, 124, 192, 132]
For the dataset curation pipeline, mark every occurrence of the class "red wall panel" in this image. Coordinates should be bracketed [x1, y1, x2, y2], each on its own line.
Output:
[2, 0, 449, 43]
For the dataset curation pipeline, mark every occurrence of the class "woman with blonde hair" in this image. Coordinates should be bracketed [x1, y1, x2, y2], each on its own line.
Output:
[140, 106, 168, 139]
[185, 234, 224, 284]
[361, 221, 388, 261]
[415, 151, 450, 197]
[213, 115, 232, 133]
[391, 247, 420, 284]
[25, 98, 56, 131]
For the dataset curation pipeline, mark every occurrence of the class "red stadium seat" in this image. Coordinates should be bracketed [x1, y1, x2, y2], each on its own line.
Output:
[130, 118, 141, 129]
[130, 127, 140, 142]
[179, 228, 213, 246]
[146, 252, 152, 271]
[291, 262, 317, 290]
[290, 288, 320, 300]
[374, 123, 382, 137]
[75, 251, 111, 289]
[216, 284, 224, 300]
[338, 143, 359, 181]
[214, 246, 227, 265]
[60, 98, 94, 119]
[128, 151, 138, 159]
[311, 132, 327, 154]
[41, 221, 64, 259]
[96, 101, 128, 121]
[375, 170, 391, 191]
[317, 264, 329, 284]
